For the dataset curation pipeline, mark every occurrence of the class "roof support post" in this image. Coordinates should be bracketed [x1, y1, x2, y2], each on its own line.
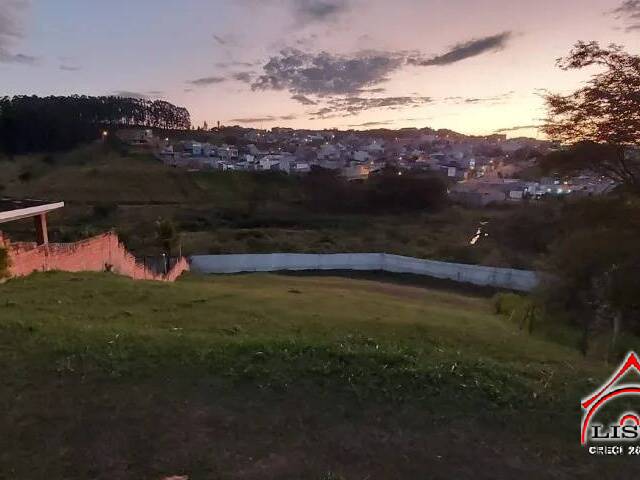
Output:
[34, 213, 49, 245]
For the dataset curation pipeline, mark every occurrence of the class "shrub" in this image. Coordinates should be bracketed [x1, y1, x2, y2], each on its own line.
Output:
[494, 292, 525, 314]
[0, 247, 10, 278]
[366, 169, 448, 213]
[155, 218, 179, 256]
[493, 293, 536, 333]
[435, 243, 482, 265]
[490, 204, 560, 256]
[207, 243, 224, 254]
[235, 229, 265, 240]
[41, 154, 56, 165]
[92, 203, 118, 219]
[543, 226, 640, 360]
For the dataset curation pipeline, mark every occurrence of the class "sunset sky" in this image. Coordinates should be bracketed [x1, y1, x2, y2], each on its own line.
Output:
[1, 0, 638, 137]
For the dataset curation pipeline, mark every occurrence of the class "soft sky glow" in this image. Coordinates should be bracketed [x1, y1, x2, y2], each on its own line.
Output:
[1, 0, 637, 137]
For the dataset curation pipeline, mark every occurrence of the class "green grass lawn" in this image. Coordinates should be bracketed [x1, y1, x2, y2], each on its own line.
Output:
[1, 272, 635, 479]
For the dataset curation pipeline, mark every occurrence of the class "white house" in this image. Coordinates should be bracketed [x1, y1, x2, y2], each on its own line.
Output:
[183, 141, 203, 156]
[318, 143, 340, 160]
[259, 154, 292, 171]
[217, 145, 238, 159]
[352, 150, 372, 162]
[342, 164, 371, 181]
[365, 140, 385, 154]
[291, 162, 311, 174]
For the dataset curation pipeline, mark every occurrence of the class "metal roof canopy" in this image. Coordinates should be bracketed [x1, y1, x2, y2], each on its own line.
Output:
[0, 198, 65, 224]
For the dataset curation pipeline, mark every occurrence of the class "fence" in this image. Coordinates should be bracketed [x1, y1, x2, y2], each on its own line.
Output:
[190, 253, 539, 292]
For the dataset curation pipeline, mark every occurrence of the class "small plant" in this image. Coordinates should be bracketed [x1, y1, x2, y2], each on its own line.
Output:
[493, 292, 536, 333]
[156, 218, 179, 255]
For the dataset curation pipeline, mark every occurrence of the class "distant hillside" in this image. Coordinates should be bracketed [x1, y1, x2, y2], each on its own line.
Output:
[0, 143, 538, 270]
[0, 143, 296, 205]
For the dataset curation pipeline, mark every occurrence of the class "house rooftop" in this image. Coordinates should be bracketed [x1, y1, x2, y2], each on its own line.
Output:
[0, 197, 65, 224]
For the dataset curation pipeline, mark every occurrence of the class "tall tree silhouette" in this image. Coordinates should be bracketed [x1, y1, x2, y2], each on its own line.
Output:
[543, 42, 640, 192]
[0, 95, 191, 154]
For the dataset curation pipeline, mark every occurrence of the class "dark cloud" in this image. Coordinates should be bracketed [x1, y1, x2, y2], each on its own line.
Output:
[188, 76, 226, 86]
[292, 94, 317, 105]
[0, 1, 26, 42]
[358, 87, 387, 94]
[611, 1, 640, 31]
[251, 36, 512, 98]
[0, 0, 38, 65]
[494, 124, 541, 133]
[229, 116, 273, 123]
[215, 60, 260, 69]
[252, 49, 405, 96]
[612, 0, 640, 18]
[408, 32, 512, 66]
[212, 33, 242, 47]
[213, 34, 229, 45]
[400, 117, 432, 122]
[228, 114, 297, 123]
[230, 71, 255, 82]
[238, 0, 351, 26]
[293, 33, 319, 49]
[310, 95, 432, 118]
[293, 0, 351, 24]
[347, 120, 393, 128]
[0, 51, 37, 64]
[444, 91, 514, 105]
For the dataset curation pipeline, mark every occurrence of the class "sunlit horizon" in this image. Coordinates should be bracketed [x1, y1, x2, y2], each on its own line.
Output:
[2, 0, 637, 137]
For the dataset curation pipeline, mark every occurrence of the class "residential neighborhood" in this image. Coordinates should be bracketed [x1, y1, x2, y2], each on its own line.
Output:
[118, 125, 616, 206]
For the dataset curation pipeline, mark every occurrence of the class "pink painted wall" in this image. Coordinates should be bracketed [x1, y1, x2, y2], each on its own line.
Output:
[4, 232, 188, 282]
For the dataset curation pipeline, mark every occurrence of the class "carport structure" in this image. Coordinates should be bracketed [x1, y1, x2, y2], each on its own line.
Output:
[0, 198, 65, 245]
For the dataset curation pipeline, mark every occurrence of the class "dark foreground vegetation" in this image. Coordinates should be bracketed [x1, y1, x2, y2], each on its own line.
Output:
[1, 271, 638, 479]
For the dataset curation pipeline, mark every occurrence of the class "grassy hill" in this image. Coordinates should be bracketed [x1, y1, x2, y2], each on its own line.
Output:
[0, 143, 296, 204]
[1, 271, 635, 479]
[0, 143, 533, 268]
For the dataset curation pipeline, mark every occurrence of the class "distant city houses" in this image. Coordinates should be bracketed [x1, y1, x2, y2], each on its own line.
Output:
[117, 126, 616, 207]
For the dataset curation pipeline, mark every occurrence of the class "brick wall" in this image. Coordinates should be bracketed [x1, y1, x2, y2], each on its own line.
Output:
[5, 232, 189, 282]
